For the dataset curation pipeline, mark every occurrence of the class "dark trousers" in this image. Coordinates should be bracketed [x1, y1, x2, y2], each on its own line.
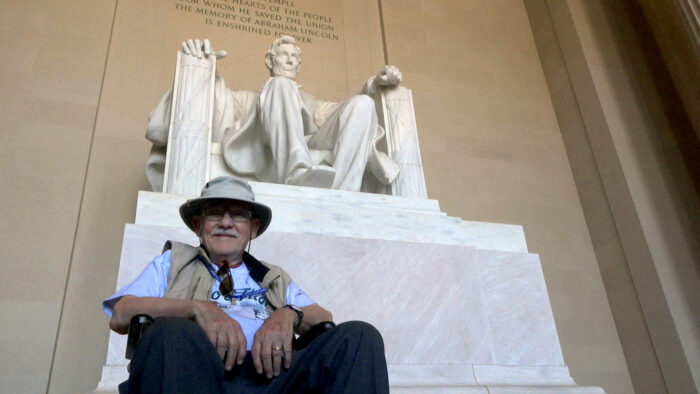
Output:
[121, 317, 390, 394]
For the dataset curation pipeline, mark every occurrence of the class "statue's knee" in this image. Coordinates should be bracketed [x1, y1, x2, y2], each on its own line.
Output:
[345, 95, 375, 111]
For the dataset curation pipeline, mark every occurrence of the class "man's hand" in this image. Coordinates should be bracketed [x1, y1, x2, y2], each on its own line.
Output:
[192, 301, 247, 371]
[181, 38, 228, 60]
[251, 308, 297, 378]
[375, 65, 402, 87]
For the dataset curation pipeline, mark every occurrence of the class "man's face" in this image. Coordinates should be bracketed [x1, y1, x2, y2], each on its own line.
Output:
[271, 43, 301, 79]
[192, 201, 259, 265]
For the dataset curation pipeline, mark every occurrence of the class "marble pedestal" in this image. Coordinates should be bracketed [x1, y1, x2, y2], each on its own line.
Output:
[95, 182, 604, 393]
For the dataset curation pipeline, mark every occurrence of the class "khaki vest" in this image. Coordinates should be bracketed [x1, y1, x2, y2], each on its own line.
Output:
[162, 241, 291, 313]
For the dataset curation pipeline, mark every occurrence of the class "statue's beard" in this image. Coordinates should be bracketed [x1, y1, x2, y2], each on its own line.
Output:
[272, 64, 299, 80]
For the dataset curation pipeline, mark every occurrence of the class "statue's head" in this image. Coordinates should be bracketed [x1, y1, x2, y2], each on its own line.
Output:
[265, 35, 302, 80]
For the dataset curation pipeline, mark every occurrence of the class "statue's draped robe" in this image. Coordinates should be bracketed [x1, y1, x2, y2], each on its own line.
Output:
[146, 75, 399, 192]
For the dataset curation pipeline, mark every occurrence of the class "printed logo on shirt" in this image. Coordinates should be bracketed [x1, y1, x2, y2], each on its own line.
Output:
[210, 287, 270, 320]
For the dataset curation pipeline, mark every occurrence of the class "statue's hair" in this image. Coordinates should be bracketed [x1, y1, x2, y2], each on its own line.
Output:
[265, 35, 302, 71]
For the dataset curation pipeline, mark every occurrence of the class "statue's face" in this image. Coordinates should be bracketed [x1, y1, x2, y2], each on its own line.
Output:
[271, 43, 301, 79]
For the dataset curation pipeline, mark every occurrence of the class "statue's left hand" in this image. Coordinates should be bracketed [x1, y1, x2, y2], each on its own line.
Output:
[376, 65, 402, 87]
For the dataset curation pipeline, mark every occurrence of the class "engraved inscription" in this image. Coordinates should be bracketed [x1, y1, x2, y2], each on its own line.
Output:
[173, 0, 340, 43]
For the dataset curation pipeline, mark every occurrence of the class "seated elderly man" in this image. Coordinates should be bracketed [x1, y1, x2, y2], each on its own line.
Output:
[103, 176, 389, 393]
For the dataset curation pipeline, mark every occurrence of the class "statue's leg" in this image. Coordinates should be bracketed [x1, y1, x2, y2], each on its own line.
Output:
[308, 94, 376, 191]
[258, 77, 319, 184]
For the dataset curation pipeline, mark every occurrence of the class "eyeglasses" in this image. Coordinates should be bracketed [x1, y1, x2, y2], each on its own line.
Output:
[203, 207, 253, 222]
[217, 265, 234, 297]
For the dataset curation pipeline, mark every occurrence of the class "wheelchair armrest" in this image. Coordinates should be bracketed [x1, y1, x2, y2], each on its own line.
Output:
[292, 321, 335, 350]
[125, 315, 335, 358]
[125, 314, 154, 360]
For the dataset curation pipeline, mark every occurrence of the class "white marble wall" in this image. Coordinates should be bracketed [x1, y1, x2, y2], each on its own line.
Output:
[105, 226, 560, 367]
[96, 185, 605, 393]
[100, 226, 570, 389]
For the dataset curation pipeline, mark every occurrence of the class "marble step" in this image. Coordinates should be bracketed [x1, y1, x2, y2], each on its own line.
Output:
[95, 364, 605, 393]
[95, 385, 604, 393]
[136, 183, 528, 253]
[392, 386, 605, 393]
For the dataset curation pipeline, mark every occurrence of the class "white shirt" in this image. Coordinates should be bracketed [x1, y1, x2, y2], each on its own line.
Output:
[103, 250, 314, 349]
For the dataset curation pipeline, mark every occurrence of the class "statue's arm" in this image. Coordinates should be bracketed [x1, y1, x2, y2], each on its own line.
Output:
[304, 65, 402, 128]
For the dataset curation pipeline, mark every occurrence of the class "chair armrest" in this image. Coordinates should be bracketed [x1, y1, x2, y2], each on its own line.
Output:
[125, 314, 154, 360]
[125, 315, 335, 358]
[292, 321, 336, 350]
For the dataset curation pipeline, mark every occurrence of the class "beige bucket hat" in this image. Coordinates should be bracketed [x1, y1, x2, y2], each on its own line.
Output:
[179, 176, 272, 236]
